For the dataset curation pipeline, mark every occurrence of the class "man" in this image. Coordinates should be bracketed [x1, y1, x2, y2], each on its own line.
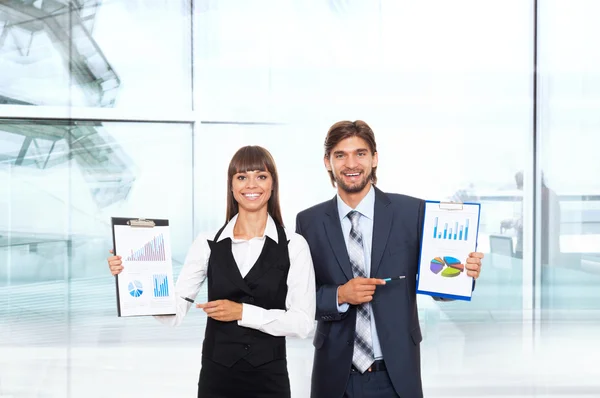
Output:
[295, 120, 484, 398]
[501, 171, 561, 264]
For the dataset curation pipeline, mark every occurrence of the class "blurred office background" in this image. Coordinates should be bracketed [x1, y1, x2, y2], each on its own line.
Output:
[1, 0, 599, 397]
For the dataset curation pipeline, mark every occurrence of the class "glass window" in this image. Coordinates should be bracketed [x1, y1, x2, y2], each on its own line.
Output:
[0, 3, 70, 105]
[0, 121, 70, 396]
[82, 1, 192, 112]
[0, 120, 194, 397]
[0, 1, 192, 112]
[538, 1, 600, 311]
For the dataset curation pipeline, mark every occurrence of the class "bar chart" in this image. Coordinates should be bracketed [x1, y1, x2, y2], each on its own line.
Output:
[153, 274, 169, 298]
[433, 217, 470, 241]
[125, 234, 166, 262]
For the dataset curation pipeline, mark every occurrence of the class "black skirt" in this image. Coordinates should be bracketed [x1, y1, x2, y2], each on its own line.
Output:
[198, 356, 291, 398]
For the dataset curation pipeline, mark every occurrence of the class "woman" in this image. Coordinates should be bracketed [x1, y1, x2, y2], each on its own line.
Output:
[108, 146, 316, 398]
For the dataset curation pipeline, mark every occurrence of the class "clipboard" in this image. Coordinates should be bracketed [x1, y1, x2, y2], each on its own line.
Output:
[111, 217, 176, 317]
[415, 201, 481, 301]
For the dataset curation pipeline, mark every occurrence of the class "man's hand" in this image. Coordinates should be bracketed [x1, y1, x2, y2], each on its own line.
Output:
[338, 277, 386, 305]
[465, 252, 484, 279]
[196, 299, 243, 322]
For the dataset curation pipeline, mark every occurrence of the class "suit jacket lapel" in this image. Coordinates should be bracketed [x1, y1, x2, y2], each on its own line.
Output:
[371, 187, 393, 278]
[323, 196, 354, 281]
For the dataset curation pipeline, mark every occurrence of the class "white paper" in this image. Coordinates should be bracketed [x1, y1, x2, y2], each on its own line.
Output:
[416, 202, 480, 300]
[113, 224, 176, 316]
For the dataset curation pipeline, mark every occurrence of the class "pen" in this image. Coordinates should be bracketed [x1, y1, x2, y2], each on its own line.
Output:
[181, 296, 194, 303]
[383, 276, 406, 282]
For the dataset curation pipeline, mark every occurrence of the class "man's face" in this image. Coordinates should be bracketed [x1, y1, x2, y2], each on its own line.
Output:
[325, 136, 378, 194]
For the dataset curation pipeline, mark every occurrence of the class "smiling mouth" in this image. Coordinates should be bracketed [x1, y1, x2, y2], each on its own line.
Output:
[242, 193, 262, 200]
[343, 172, 362, 178]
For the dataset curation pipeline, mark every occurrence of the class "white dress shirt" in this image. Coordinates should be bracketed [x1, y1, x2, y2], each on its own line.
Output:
[155, 214, 316, 339]
[335, 185, 383, 359]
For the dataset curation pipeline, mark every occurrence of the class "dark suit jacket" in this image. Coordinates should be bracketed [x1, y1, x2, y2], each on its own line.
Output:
[296, 187, 425, 398]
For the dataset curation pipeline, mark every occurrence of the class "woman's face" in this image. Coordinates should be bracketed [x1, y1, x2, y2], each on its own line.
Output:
[231, 169, 273, 214]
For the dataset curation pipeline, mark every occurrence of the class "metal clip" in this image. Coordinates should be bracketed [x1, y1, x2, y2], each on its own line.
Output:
[127, 218, 156, 228]
[438, 202, 464, 210]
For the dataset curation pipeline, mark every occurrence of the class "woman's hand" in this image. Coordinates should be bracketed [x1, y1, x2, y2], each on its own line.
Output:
[107, 249, 123, 276]
[196, 299, 243, 322]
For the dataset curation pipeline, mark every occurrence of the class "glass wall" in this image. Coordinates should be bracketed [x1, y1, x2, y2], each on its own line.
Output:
[1, 0, 598, 397]
[538, 1, 600, 312]
[0, 120, 194, 396]
[0, 1, 195, 396]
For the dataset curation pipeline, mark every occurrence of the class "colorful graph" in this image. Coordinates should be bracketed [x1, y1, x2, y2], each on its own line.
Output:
[433, 218, 470, 241]
[125, 234, 166, 262]
[153, 274, 170, 297]
[128, 280, 144, 297]
[430, 256, 465, 278]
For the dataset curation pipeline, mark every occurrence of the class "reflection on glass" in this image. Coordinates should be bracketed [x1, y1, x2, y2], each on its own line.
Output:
[0, 120, 193, 396]
[0, 120, 70, 396]
[0, 119, 193, 277]
[0, 1, 191, 111]
[0, 2, 70, 105]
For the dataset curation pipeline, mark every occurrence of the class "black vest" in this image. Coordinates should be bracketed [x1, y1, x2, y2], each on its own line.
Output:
[202, 222, 290, 367]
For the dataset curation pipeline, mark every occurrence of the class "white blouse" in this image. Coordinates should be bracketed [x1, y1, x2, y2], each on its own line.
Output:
[155, 214, 316, 339]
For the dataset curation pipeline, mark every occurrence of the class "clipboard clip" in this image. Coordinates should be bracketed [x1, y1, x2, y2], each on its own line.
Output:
[438, 202, 464, 211]
[127, 218, 156, 228]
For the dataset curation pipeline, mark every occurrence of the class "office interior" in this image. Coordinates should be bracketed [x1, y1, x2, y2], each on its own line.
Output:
[1, 1, 599, 397]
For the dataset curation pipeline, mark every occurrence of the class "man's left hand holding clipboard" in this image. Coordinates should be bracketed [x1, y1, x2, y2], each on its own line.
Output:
[110, 217, 177, 317]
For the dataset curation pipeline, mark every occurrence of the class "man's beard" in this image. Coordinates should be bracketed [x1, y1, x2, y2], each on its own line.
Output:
[335, 169, 372, 194]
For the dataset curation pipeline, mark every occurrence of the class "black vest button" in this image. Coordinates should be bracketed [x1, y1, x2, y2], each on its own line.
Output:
[244, 344, 250, 350]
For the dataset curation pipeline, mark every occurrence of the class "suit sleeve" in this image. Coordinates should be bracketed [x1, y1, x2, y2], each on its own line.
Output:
[296, 213, 348, 322]
[315, 285, 348, 321]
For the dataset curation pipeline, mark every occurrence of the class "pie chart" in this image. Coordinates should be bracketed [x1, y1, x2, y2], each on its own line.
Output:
[430, 256, 465, 278]
[128, 280, 144, 297]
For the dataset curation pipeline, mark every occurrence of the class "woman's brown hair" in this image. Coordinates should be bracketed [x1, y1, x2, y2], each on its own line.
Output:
[226, 146, 284, 227]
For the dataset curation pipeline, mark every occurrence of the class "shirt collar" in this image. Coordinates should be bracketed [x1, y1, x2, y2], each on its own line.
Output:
[217, 213, 279, 243]
[336, 184, 375, 222]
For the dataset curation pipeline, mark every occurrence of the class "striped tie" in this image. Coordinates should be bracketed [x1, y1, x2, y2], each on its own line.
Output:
[347, 210, 374, 373]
